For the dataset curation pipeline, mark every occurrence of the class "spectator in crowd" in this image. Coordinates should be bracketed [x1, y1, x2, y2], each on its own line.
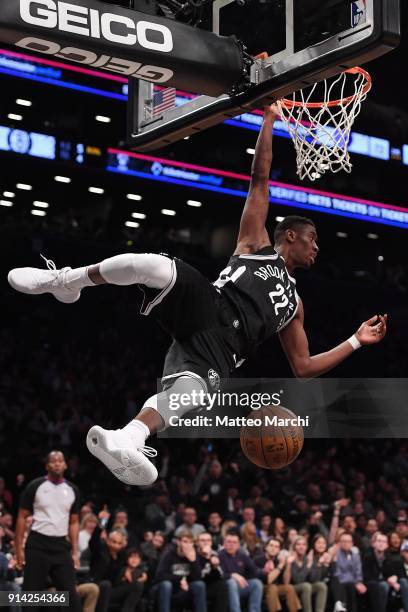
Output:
[286, 528, 299, 551]
[154, 531, 207, 612]
[219, 532, 263, 612]
[79, 513, 99, 565]
[111, 508, 139, 548]
[352, 488, 374, 516]
[199, 461, 228, 513]
[362, 531, 407, 612]
[246, 486, 273, 515]
[196, 531, 229, 612]
[259, 515, 274, 544]
[0, 526, 10, 555]
[221, 520, 239, 540]
[0, 528, 5, 555]
[226, 487, 241, 520]
[388, 531, 403, 558]
[0, 551, 21, 608]
[284, 536, 327, 612]
[141, 531, 166, 575]
[273, 518, 286, 541]
[115, 548, 148, 604]
[309, 534, 332, 584]
[0, 513, 14, 552]
[376, 510, 394, 534]
[328, 499, 351, 545]
[290, 497, 310, 529]
[254, 537, 300, 612]
[306, 512, 329, 542]
[80, 504, 95, 521]
[207, 512, 223, 549]
[396, 518, 408, 542]
[331, 532, 366, 612]
[174, 507, 205, 538]
[89, 525, 140, 612]
[241, 508, 256, 525]
[76, 581, 100, 612]
[361, 518, 379, 549]
[241, 522, 263, 558]
[0, 478, 12, 512]
[400, 540, 408, 575]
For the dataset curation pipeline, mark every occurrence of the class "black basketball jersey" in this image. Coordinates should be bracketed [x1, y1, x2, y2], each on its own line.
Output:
[214, 246, 299, 353]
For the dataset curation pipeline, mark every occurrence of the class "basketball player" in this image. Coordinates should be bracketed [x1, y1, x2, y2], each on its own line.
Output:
[8, 104, 387, 487]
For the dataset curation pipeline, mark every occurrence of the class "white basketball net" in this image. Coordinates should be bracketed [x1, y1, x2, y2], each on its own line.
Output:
[277, 68, 371, 181]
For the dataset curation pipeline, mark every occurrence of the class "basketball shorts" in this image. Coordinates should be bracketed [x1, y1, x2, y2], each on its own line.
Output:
[138, 256, 245, 391]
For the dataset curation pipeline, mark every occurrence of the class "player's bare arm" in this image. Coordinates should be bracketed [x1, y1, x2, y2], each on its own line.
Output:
[234, 104, 279, 255]
[279, 300, 388, 378]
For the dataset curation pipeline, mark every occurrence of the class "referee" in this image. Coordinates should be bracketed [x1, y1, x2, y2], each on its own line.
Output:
[15, 451, 81, 611]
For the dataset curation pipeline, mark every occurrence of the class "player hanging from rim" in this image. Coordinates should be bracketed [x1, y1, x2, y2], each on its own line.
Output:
[8, 104, 387, 487]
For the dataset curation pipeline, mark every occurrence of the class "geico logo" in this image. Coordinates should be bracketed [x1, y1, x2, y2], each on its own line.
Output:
[20, 0, 173, 52]
[15, 37, 174, 83]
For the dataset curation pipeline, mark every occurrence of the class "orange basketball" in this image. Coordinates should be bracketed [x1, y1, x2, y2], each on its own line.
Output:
[240, 405, 304, 469]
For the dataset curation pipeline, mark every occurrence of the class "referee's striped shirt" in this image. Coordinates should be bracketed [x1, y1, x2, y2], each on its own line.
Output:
[20, 477, 80, 537]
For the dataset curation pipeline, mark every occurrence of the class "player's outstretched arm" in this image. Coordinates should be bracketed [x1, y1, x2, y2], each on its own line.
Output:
[234, 104, 279, 255]
[279, 301, 387, 378]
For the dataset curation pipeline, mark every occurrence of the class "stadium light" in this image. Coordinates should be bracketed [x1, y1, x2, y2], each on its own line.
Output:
[16, 183, 32, 190]
[16, 99, 32, 107]
[378, 255, 384, 261]
[33, 201, 49, 209]
[275, 216, 285, 222]
[367, 233, 379, 239]
[8, 113, 23, 121]
[126, 194, 142, 201]
[3, 191, 15, 198]
[161, 209, 176, 216]
[246, 148, 255, 155]
[125, 221, 140, 228]
[0, 200, 13, 207]
[336, 232, 348, 238]
[31, 209, 46, 217]
[54, 176, 71, 183]
[95, 115, 111, 123]
[187, 200, 202, 207]
[89, 187, 105, 194]
[131, 212, 146, 219]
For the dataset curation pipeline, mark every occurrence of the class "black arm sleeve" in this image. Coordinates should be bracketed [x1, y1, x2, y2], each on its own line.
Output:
[69, 483, 81, 515]
[19, 478, 44, 513]
[89, 525, 103, 557]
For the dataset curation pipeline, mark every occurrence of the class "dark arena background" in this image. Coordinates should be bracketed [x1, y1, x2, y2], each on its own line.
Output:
[1, 1, 408, 611]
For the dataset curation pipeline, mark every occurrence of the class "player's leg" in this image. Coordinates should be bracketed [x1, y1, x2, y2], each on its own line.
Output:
[87, 373, 207, 486]
[7, 253, 174, 304]
[86, 261, 232, 486]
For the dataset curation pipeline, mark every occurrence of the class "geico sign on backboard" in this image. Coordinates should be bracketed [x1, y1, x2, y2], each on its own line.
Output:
[15, 36, 174, 82]
[19, 0, 174, 52]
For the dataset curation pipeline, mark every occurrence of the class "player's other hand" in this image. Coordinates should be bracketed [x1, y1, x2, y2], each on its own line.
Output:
[356, 314, 387, 345]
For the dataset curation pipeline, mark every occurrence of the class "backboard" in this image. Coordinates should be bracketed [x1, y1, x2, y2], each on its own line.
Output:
[128, 0, 400, 151]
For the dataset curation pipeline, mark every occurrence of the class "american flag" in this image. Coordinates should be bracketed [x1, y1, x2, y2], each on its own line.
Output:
[153, 87, 176, 117]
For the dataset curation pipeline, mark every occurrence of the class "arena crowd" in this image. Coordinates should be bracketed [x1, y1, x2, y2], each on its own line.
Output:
[1, 233, 408, 611]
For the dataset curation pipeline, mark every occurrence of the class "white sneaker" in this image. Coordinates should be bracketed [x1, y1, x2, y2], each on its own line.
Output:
[86, 425, 158, 486]
[7, 255, 80, 304]
[333, 602, 347, 612]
